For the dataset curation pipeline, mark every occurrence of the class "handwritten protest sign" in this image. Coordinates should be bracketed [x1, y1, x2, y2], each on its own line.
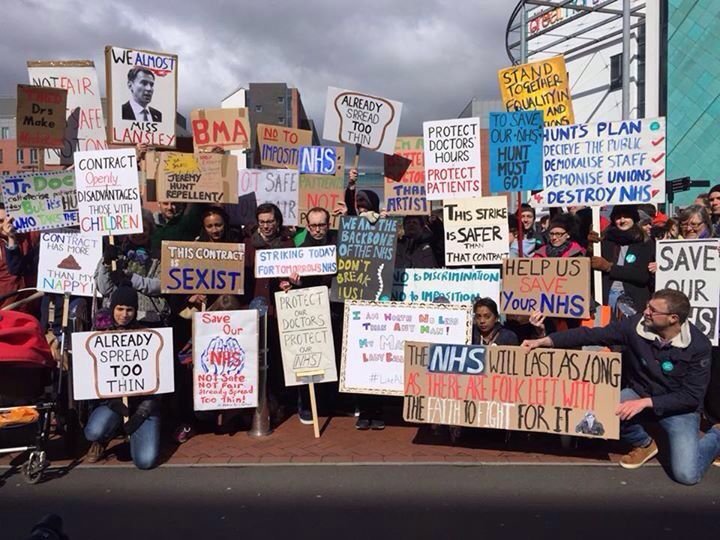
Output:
[105, 46, 177, 147]
[2, 171, 77, 232]
[531, 117, 667, 207]
[331, 217, 398, 302]
[190, 107, 250, 150]
[160, 241, 245, 295]
[257, 124, 312, 169]
[392, 268, 501, 305]
[404, 342, 620, 439]
[323, 86, 402, 155]
[299, 146, 337, 175]
[498, 55, 574, 126]
[501, 258, 591, 319]
[72, 328, 174, 400]
[152, 152, 237, 204]
[37, 231, 101, 297]
[423, 118, 482, 200]
[384, 136, 429, 215]
[340, 301, 472, 396]
[656, 239, 720, 345]
[193, 310, 259, 411]
[276, 287, 337, 386]
[237, 168, 299, 226]
[16, 85, 67, 149]
[255, 245, 337, 278]
[443, 196, 509, 266]
[74, 148, 142, 236]
[489, 111, 543, 192]
[299, 147, 345, 229]
[27, 60, 107, 165]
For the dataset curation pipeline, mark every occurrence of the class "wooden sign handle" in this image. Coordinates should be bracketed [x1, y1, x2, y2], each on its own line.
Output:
[352, 143, 361, 171]
[309, 382, 320, 438]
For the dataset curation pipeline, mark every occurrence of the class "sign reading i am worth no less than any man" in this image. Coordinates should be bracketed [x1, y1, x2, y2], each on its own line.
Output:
[384, 136, 429, 216]
[323, 87, 402, 155]
[489, 111, 543, 192]
[655, 239, 720, 346]
[160, 241, 245, 295]
[16, 84, 67, 149]
[403, 342, 620, 439]
[72, 328, 174, 401]
[2, 171, 77, 232]
[443, 196, 509, 266]
[37, 231, 102, 297]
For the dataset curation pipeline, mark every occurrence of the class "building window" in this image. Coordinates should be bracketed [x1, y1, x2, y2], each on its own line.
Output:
[0, 149, 3, 164]
[278, 116, 285, 124]
[1, 127, 9, 139]
[16, 149, 23, 164]
[255, 105, 263, 112]
[2, 171, 8, 175]
[30, 149, 38, 164]
[277, 96, 284, 104]
[610, 53, 623, 91]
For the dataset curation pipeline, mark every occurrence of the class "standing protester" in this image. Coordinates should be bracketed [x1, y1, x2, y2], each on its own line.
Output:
[519, 203, 544, 255]
[395, 216, 439, 269]
[472, 298, 519, 346]
[533, 213, 586, 258]
[507, 217, 536, 258]
[678, 205, 713, 239]
[708, 184, 720, 236]
[523, 289, 720, 485]
[151, 202, 203, 251]
[0, 206, 40, 312]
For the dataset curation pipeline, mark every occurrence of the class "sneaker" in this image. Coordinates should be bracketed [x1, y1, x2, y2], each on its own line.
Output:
[370, 419, 385, 431]
[619, 440, 658, 469]
[298, 409, 313, 425]
[355, 418, 370, 430]
[86, 441, 107, 463]
[173, 424, 195, 444]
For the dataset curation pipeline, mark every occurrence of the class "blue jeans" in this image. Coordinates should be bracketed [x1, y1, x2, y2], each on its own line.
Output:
[84, 405, 161, 470]
[621, 388, 720, 485]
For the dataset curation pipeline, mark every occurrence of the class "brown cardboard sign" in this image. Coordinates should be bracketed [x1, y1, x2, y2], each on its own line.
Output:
[16, 84, 68, 149]
[257, 123, 312, 169]
[190, 107, 250, 150]
[152, 152, 238, 204]
[384, 136, 429, 216]
[160, 241, 245, 295]
[403, 341, 620, 439]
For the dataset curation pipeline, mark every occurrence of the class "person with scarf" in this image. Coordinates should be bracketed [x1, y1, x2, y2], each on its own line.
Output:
[590, 205, 654, 313]
[533, 213, 586, 258]
[472, 298, 519, 346]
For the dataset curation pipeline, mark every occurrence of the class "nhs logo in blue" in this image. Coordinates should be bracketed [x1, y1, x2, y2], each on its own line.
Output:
[299, 146, 337, 175]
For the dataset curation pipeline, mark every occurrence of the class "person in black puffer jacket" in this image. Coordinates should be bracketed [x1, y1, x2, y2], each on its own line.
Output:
[395, 215, 439, 269]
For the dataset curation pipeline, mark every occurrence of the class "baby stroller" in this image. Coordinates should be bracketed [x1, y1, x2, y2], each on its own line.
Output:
[0, 290, 61, 483]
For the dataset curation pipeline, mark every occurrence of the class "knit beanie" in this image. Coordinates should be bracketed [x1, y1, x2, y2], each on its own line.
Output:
[110, 286, 138, 313]
[610, 204, 640, 224]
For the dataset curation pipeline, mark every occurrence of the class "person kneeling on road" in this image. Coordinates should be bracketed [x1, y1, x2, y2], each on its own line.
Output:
[523, 289, 720, 485]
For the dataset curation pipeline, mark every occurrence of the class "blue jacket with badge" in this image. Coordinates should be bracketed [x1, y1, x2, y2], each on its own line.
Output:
[550, 314, 712, 416]
[599, 232, 655, 310]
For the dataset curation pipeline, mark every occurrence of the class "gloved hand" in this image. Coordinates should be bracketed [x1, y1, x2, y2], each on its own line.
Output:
[103, 244, 119, 265]
[109, 268, 132, 286]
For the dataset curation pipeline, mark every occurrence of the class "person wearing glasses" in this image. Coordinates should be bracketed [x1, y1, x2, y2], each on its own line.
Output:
[678, 205, 714, 239]
[523, 289, 719, 484]
[533, 213, 586, 258]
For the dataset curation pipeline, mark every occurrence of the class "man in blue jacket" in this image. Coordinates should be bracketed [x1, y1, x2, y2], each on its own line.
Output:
[523, 289, 719, 485]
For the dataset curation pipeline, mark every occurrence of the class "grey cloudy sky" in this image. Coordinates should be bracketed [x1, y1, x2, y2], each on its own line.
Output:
[3, 0, 513, 141]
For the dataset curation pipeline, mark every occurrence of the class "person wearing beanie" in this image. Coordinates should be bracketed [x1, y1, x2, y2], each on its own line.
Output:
[109, 285, 139, 328]
[533, 213, 586, 258]
[708, 184, 720, 236]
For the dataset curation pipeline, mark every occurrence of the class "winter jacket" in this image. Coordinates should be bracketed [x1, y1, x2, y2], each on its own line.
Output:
[599, 235, 655, 309]
[533, 241, 586, 258]
[394, 230, 438, 269]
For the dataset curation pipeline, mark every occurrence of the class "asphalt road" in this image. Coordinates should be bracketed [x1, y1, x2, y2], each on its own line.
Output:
[1, 464, 719, 540]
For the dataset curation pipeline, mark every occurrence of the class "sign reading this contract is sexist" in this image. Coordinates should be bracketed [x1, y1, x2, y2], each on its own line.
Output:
[161, 241, 245, 295]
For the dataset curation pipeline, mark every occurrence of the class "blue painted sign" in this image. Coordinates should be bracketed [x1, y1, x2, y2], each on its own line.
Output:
[489, 111, 543, 192]
[299, 146, 337, 175]
[428, 343, 487, 375]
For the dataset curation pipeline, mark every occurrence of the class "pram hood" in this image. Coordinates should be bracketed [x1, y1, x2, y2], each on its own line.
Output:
[0, 311, 55, 368]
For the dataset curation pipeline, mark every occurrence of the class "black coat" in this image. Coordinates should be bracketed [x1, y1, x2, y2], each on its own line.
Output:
[600, 235, 655, 310]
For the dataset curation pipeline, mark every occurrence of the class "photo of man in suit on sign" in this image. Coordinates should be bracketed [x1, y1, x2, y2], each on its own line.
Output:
[121, 66, 162, 122]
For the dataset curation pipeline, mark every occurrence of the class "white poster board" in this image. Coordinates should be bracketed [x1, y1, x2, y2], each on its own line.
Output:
[1, 171, 78, 232]
[392, 268, 501, 304]
[237, 168, 299, 226]
[255, 246, 337, 278]
[423, 117, 482, 200]
[656, 239, 720, 345]
[340, 301, 472, 396]
[323, 86, 402, 155]
[37, 231, 102, 297]
[443, 196, 509, 266]
[74, 148, 143, 236]
[72, 328, 174, 400]
[275, 287, 337, 387]
[192, 310, 259, 411]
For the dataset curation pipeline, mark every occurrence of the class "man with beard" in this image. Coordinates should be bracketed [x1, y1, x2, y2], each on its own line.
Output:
[523, 289, 719, 485]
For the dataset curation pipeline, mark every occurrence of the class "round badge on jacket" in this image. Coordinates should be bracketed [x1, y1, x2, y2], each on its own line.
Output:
[661, 360, 674, 373]
[625, 253, 637, 264]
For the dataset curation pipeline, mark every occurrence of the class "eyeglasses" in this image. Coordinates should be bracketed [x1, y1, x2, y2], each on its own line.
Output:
[644, 303, 673, 317]
[307, 223, 328, 230]
[258, 219, 276, 226]
[548, 231, 567, 238]
[682, 221, 705, 230]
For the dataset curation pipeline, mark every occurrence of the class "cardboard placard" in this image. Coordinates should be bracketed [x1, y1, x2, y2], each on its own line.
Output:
[105, 46, 177, 147]
[16, 84, 67, 149]
[340, 301, 472, 396]
[501, 257, 591, 319]
[298, 146, 337, 175]
[27, 60, 107, 165]
[192, 310, 259, 411]
[404, 342, 620, 439]
[153, 151, 237, 204]
[37, 231, 102, 297]
[323, 86, 402, 155]
[384, 136, 429, 215]
[330, 216, 398, 302]
[74, 148, 142, 236]
[498, 55, 574, 127]
[392, 268, 501, 305]
[72, 328, 175, 400]
[237, 168, 300, 226]
[257, 123, 312, 169]
[443, 196, 509, 266]
[2, 171, 77, 232]
[275, 287, 337, 386]
[656, 239, 720, 345]
[299, 146, 345, 229]
[489, 111, 543, 193]
[190, 107, 250, 150]
[423, 118, 482, 200]
[531, 117, 667, 208]
[160, 241, 245, 295]
[255, 245, 337, 278]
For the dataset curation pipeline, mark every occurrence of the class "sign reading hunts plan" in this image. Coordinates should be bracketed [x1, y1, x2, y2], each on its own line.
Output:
[392, 268, 501, 305]
[190, 107, 250, 150]
[656, 239, 720, 345]
[404, 342, 621, 439]
[501, 258, 591, 319]
[16, 85, 67, 149]
[38, 231, 102, 297]
[255, 246, 337, 278]
[160, 241, 245, 295]
[72, 328, 175, 401]
[443, 196, 509, 266]
[340, 301, 472, 396]
[2, 171, 77, 232]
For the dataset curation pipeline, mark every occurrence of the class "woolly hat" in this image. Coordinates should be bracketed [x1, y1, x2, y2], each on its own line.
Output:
[610, 205, 640, 223]
[110, 286, 138, 313]
[548, 213, 578, 236]
[357, 189, 380, 213]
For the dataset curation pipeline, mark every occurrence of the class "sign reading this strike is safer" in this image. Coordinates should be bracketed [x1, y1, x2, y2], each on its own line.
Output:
[161, 241, 244, 295]
[423, 118, 481, 200]
[443, 196, 509, 266]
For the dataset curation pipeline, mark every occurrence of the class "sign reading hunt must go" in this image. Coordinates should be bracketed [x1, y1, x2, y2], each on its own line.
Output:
[404, 342, 620, 439]
[160, 241, 245, 295]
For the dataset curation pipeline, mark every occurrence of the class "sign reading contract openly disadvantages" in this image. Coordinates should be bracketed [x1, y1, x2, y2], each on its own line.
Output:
[74, 148, 143, 236]
[2, 171, 78, 232]
[72, 328, 175, 401]
[161, 241, 244, 295]
[255, 246, 337, 279]
[501, 258, 591, 319]
[404, 342, 620, 439]
[16, 84, 67, 149]
[423, 117, 482, 200]
[323, 87, 402, 155]
[443, 196, 509, 266]
[655, 239, 720, 345]
[190, 107, 250, 150]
